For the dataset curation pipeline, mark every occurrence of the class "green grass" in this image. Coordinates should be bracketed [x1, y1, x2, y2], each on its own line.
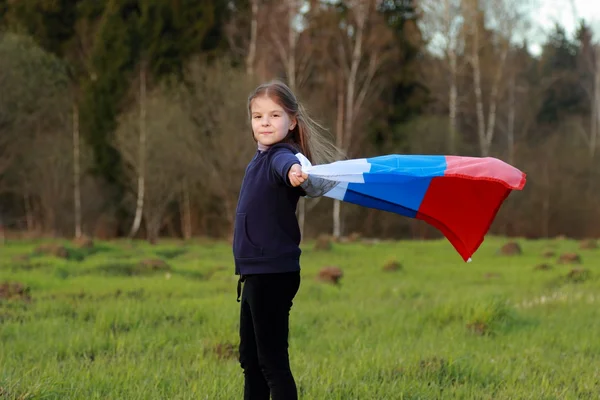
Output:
[1, 236, 599, 399]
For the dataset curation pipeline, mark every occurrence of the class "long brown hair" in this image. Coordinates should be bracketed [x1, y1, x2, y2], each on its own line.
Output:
[247, 80, 344, 165]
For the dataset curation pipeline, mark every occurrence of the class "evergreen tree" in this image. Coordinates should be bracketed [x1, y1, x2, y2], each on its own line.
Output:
[81, 0, 221, 183]
[536, 23, 587, 124]
[371, 0, 429, 152]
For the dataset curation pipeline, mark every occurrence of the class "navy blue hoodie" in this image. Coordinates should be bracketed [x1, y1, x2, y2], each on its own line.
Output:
[233, 143, 305, 275]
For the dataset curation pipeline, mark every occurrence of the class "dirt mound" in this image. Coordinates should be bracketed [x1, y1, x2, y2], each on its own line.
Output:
[558, 253, 581, 264]
[542, 250, 555, 258]
[137, 259, 171, 273]
[12, 254, 30, 262]
[314, 235, 332, 251]
[73, 235, 94, 249]
[34, 243, 69, 258]
[566, 268, 590, 283]
[466, 321, 489, 336]
[383, 260, 403, 272]
[579, 239, 598, 250]
[484, 272, 501, 279]
[498, 242, 522, 256]
[317, 266, 343, 284]
[0, 282, 31, 301]
[348, 232, 361, 242]
[207, 342, 238, 361]
[419, 356, 447, 374]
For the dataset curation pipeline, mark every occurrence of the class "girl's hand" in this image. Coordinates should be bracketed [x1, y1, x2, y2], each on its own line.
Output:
[288, 164, 308, 187]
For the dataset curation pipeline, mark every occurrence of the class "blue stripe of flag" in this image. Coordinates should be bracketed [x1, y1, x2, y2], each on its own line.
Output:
[341, 155, 448, 215]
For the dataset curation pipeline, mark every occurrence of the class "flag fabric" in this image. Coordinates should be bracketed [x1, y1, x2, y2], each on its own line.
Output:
[296, 153, 526, 262]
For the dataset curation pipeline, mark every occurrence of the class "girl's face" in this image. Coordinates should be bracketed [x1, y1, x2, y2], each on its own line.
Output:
[250, 96, 296, 147]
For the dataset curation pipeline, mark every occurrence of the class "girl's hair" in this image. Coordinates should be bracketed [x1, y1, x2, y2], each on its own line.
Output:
[247, 80, 344, 165]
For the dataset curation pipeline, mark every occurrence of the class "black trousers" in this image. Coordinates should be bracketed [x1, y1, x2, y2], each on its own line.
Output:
[238, 271, 301, 400]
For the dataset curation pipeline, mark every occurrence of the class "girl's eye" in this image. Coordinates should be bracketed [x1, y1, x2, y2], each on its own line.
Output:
[272, 114, 280, 117]
[253, 115, 261, 119]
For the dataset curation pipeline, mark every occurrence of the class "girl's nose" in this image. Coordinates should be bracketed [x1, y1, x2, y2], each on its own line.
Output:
[261, 116, 270, 125]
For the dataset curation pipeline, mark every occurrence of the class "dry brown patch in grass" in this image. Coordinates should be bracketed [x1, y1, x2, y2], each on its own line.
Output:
[484, 272, 501, 279]
[558, 253, 581, 264]
[0, 282, 31, 301]
[566, 268, 591, 283]
[207, 342, 238, 361]
[317, 266, 343, 284]
[579, 239, 598, 250]
[466, 321, 489, 336]
[348, 232, 361, 242]
[498, 242, 522, 256]
[383, 260, 403, 272]
[419, 356, 447, 374]
[314, 234, 332, 251]
[534, 263, 552, 271]
[34, 243, 69, 258]
[73, 235, 94, 249]
[137, 259, 171, 273]
[542, 250, 555, 258]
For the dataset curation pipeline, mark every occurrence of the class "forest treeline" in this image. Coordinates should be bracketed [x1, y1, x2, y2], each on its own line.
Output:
[0, 0, 599, 242]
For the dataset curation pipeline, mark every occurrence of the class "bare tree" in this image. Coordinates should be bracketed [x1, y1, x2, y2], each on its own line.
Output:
[577, 28, 600, 160]
[72, 101, 82, 238]
[419, 0, 465, 153]
[0, 33, 74, 235]
[18, 130, 75, 234]
[128, 61, 148, 238]
[187, 57, 257, 234]
[115, 84, 199, 243]
[319, 0, 396, 237]
[465, 0, 504, 157]
[593, 46, 600, 159]
[247, 0, 259, 76]
[264, 0, 320, 238]
[463, 0, 531, 157]
[225, 0, 261, 77]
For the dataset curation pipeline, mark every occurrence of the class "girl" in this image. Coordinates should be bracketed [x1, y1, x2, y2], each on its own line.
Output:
[233, 80, 342, 399]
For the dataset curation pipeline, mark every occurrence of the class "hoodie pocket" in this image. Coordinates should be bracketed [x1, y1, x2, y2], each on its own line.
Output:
[233, 213, 263, 258]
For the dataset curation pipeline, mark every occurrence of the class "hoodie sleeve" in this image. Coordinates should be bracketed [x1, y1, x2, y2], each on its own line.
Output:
[267, 145, 301, 186]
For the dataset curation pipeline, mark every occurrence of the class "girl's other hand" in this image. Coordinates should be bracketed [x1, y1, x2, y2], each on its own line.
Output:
[288, 164, 308, 187]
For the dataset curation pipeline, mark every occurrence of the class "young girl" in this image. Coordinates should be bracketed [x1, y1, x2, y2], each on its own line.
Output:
[233, 80, 342, 399]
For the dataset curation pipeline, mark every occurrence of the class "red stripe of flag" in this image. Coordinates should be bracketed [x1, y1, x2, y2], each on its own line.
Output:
[416, 156, 526, 262]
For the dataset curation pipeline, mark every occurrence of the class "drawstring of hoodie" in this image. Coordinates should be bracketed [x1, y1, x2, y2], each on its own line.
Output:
[237, 275, 246, 302]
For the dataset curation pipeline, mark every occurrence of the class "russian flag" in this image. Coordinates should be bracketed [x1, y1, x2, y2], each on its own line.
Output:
[297, 154, 526, 262]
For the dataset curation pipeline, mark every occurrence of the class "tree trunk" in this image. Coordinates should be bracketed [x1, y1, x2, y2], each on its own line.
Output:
[181, 179, 192, 240]
[445, 0, 458, 154]
[129, 61, 147, 238]
[507, 71, 516, 165]
[297, 197, 306, 241]
[0, 215, 4, 246]
[470, 18, 488, 157]
[591, 47, 600, 160]
[541, 160, 550, 238]
[344, 2, 366, 154]
[246, 0, 258, 76]
[469, 7, 507, 158]
[24, 193, 35, 232]
[72, 101, 82, 238]
[146, 216, 160, 245]
[287, 0, 297, 90]
[485, 44, 508, 155]
[333, 77, 345, 238]
[449, 51, 458, 154]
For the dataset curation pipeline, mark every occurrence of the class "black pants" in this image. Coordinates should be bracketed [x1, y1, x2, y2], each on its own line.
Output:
[238, 271, 301, 400]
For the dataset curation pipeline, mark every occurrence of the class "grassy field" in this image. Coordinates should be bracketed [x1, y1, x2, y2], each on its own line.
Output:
[0, 235, 599, 399]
